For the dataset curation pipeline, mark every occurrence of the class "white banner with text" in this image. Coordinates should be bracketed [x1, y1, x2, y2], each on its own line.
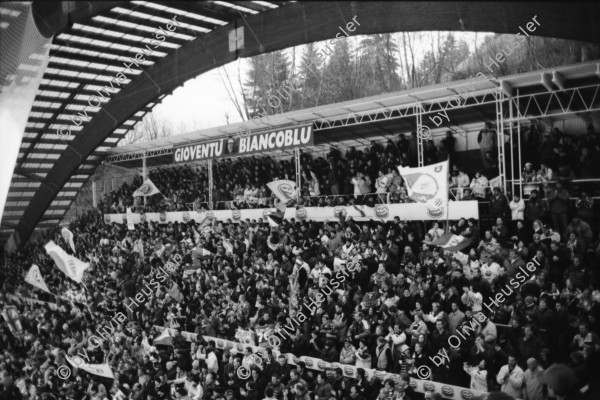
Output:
[104, 201, 479, 225]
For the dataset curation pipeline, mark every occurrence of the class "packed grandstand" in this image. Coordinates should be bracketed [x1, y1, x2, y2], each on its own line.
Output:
[2, 114, 600, 400]
[2, 2, 600, 400]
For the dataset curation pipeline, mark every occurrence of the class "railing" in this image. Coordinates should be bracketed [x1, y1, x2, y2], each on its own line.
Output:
[103, 178, 600, 215]
[213, 192, 396, 210]
[506, 177, 600, 199]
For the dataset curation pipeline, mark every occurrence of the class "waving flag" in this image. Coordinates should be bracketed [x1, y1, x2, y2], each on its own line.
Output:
[25, 264, 51, 294]
[423, 232, 472, 252]
[66, 355, 115, 379]
[153, 328, 173, 346]
[222, 239, 233, 255]
[133, 238, 145, 258]
[44, 241, 90, 283]
[61, 227, 76, 253]
[1, 306, 23, 337]
[126, 207, 135, 230]
[267, 201, 286, 227]
[141, 336, 157, 357]
[267, 180, 297, 203]
[398, 160, 449, 219]
[133, 178, 160, 197]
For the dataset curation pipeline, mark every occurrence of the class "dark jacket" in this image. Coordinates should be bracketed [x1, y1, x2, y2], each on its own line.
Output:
[525, 196, 546, 221]
[547, 187, 570, 215]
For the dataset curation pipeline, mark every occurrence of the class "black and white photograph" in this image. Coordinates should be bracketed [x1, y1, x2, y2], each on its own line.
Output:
[1, 2, 600, 400]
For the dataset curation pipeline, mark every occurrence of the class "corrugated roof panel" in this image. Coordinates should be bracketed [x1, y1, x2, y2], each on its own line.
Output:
[64, 182, 84, 188]
[57, 191, 78, 197]
[134, 0, 228, 26]
[10, 182, 41, 188]
[213, 1, 259, 14]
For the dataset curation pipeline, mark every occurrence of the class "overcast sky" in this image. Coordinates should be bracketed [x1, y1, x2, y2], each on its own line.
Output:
[148, 31, 493, 139]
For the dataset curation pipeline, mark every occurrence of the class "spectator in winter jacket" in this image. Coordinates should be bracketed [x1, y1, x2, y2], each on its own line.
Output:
[497, 355, 525, 398]
[455, 169, 471, 198]
[314, 372, 333, 400]
[490, 187, 509, 220]
[470, 172, 489, 199]
[546, 182, 570, 236]
[525, 190, 545, 222]
[478, 122, 497, 169]
[491, 218, 509, 246]
[517, 325, 545, 368]
[375, 336, 393, 371]
[509, 194, 525, 222]
[340, 338, 357, 365]
[464, 359, 489, 392]
[523, 358, 546, 400]
[565, 217, 593, 248]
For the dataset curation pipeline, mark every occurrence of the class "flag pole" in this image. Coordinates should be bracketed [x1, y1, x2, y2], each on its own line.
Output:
[446, 156, 451, 234]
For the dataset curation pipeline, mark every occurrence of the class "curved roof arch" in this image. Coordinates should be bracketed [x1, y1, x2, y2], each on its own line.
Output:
[4, 1, 600, 248]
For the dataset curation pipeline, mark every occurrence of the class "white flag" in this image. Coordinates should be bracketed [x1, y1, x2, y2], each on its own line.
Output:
[133, 238, 145, 258]
[66, 355, 115, 379]
[398, 160, 449, 219]
[61, 227, 76, 253]
[153, 328, 173, 346]
[267, 180, 297, 203]
[25, 264, 51, 294]
[126, 207, 135, 230]
[44, 241, 90, 283]
[222, 239, 233, 255]
[141, 337, 156, 356]
[133, 178, 160, 197]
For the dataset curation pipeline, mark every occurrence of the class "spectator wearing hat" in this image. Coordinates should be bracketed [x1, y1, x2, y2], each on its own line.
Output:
[340, 337, 357, 365]
[522, 162, 536, 183]
[396, 344, 413, 375]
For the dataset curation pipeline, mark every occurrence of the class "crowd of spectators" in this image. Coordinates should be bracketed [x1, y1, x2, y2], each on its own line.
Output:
[100, 129, 467, 213]
[101, 122, 600, 220]
[3, 122, 599, 400]
[2, 180, 600, 400]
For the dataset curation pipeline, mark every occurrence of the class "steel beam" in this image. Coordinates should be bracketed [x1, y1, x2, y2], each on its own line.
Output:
[11, 1, 600, 248]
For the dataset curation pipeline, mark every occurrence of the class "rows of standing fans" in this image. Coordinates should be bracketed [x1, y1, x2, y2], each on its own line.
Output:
[1, 187, 600, 399]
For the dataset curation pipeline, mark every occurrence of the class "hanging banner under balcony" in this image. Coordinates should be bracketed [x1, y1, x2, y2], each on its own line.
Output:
[172, 124, 313, 163]
[104, 201, 479, 226]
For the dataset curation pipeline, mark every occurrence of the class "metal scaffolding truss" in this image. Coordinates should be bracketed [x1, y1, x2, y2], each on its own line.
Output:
[312, 90, 499, 131]
[505, 83, 600, 122]
[105, 147, 173, 163]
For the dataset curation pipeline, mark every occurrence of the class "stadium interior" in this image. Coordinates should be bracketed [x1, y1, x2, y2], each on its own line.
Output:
[1, 2, 600, 400]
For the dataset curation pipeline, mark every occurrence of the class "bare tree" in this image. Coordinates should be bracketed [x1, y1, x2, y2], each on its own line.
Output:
[121, 113, 174, 146]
